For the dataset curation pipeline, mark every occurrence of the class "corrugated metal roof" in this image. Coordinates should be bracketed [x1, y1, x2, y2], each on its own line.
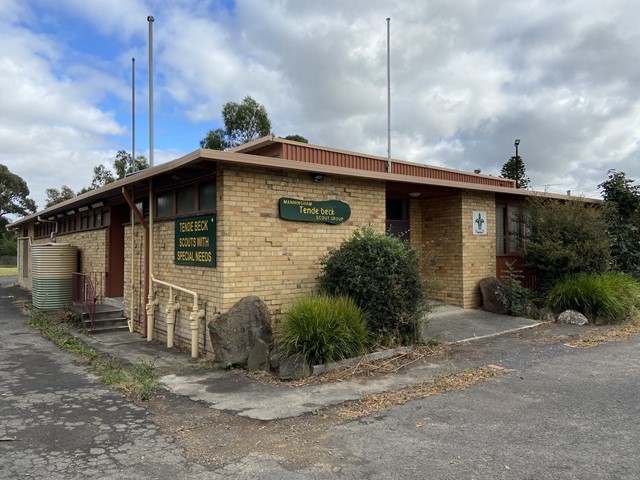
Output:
[10, 137, 593, 228]
[235, 135, 515, 188]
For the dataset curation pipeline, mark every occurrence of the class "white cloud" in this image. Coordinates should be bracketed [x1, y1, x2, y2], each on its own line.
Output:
[3, 0, 640, 213]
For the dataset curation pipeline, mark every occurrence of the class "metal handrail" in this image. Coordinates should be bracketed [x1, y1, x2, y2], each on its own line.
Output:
[72, 273, 97, 333]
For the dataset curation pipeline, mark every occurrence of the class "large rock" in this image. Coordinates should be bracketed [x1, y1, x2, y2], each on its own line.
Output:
[247, 338, 270, 372]
[557, 309, 589, 326]
[208, 296, 273, 367]
[478, 277, 511, 315]
[279, 354, 311, 380]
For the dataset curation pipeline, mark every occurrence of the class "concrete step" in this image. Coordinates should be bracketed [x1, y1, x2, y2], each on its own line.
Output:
[70, 304, 125, 321]
[70, 304, 130, 334]
[83, 316, 129, 334]
[103, 297, 124, 309]
[86, 323, 130, 334]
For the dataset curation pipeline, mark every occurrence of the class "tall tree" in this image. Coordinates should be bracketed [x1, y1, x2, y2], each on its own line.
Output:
[200, 96, 272, 150]
[500, 156, 530, 189]
[0, 164, 37, 218]
[90, 151, 149, 189]
[0, 164, 36, 256]
[45, 185, 76, 208]
[599, 169, 640, 277]
[284, 134, 309, 143]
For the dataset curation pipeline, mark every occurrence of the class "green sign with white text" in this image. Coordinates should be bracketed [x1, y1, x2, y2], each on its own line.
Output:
[279, 197, 350, 225]
[174, 214, 216, 267]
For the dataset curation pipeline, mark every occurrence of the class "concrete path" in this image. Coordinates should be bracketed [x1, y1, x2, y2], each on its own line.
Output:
[423, 304, 541, 344]
[74, 301, 545, 421]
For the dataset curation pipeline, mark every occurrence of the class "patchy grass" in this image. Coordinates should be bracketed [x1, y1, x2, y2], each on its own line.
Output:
[564, 323, 640, 348]
[27, 309, 159, 400]
[0, 266, 17, 276]
[336, 365, 512, 419]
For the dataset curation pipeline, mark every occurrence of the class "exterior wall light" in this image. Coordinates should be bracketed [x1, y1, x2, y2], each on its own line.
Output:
[310, 173, 325, 182]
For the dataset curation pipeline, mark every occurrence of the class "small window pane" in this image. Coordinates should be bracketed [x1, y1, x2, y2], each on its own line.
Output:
[177, 186, 196, 214]
[199, 181, 216, 211]
[508, 206, 522, 253]
[496, 204, 506, 255]
[103, 209, 110, 226]
[386, 198, 408, 221]
[157, 191, 173, 217]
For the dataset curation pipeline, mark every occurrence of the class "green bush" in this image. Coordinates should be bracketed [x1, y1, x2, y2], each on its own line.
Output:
[277, 294, 369, 365]
[546, 272, 640, 323]
[318, 227, 426, 345]
[524, 197, 611, 292]
[599, 170, 640, 278]
[502, 260, 533, 317]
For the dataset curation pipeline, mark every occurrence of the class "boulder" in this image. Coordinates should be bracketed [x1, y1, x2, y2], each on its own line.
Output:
[279, 354, 311, 380]
[247, 338, 270, 372]
[478, 277, 511, 315]
[208, 296, 273, 367]
[538, 308, 557, 323]
[269, 346, 286, 370]
[557, 310, 589, 326]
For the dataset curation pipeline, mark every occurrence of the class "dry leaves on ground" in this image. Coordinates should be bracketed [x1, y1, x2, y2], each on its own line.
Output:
[242, 343, 451, 387]
[336, 364, 512, 419]
[564, 323, 640, 348]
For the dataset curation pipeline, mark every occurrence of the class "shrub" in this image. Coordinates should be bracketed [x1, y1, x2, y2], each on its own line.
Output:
[277, 294, 369, 365]
[318, 227, 426, 345]
[502, 260, 533, 317]
[524, 197, 611, 292]
[546, 272, 640, 323]
[599, 170, 640, 278]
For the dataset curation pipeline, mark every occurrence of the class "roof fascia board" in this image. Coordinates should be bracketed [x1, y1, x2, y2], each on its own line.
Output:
[10, 148, 598, 228]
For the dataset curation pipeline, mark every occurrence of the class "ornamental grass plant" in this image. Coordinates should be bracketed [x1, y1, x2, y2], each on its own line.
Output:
[278, 294, 369, 366]
[546, 272, 640, 323]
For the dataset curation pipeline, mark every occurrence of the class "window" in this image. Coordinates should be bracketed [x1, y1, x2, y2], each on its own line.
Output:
[386, 198, 410, 239]
[176, 186, 196, 215]
[199, 181, 216, 210]
[34, 206, 110, 238]
[134, 200, 149, 223]
[155, 180, 217, 219]
[156, 191, 173, 217]
[496, 203, 525, 255]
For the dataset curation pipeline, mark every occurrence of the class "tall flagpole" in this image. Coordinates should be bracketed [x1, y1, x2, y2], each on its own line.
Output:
[386, 18, 391, 174]
[132, 57, 136, 171]
[147, 16, 154, 167]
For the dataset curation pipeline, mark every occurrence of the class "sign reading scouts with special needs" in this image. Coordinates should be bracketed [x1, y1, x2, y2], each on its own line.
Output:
[174, 214, 216, 267]
[278, 197, 351, 225]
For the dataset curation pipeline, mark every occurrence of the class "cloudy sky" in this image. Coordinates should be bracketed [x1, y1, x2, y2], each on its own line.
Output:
[2, 0, 640, 211]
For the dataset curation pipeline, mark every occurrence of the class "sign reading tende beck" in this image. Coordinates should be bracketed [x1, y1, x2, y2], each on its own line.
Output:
[279, 197, 351, 225]
[174, 214, 216, 267]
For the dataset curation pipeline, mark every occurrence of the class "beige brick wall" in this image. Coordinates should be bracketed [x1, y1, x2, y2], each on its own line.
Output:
[126, 164, 386, 355]
[419, 190, 496, 308]
[421, 193, 465, 306]
[17, 224, 34, 289]
[461, 190, 496, 307]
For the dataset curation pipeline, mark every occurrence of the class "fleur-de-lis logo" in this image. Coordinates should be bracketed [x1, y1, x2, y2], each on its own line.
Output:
[475, 213, 485, 233]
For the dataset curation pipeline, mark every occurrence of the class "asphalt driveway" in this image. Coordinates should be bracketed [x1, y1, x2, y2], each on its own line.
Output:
[2, 281, 640, 479]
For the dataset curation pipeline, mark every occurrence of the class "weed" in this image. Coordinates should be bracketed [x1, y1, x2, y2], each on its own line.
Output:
[27, 308, 158, 400]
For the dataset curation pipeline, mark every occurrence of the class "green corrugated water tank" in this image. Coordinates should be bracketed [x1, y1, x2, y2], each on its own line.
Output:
[32, 243, 78, 310]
